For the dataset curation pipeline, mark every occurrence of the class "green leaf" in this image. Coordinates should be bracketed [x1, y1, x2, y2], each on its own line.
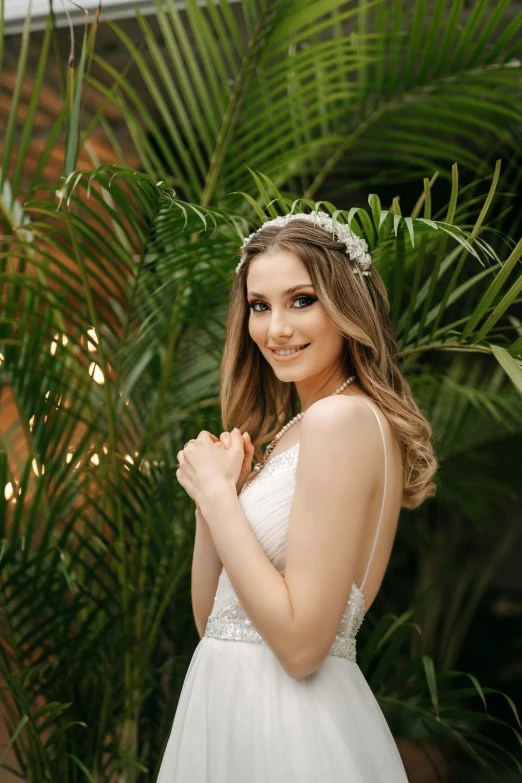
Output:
[422, 656, 440, 721]
[490, 345, 522, 394]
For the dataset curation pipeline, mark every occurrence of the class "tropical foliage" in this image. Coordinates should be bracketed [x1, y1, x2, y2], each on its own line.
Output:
[359, 606, 522, 779]
[0, 0, 521, 781]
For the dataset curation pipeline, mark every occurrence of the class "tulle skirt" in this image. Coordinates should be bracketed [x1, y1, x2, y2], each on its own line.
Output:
[156, 635, 409, 782]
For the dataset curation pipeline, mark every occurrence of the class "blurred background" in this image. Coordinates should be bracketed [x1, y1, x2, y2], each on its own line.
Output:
[0, 1, 521, 781]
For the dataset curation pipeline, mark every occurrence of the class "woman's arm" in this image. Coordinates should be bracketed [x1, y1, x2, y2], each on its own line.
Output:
[196, 397, 380, 679]
[190, 428, 254, 639]
[191, 504, 223, 639]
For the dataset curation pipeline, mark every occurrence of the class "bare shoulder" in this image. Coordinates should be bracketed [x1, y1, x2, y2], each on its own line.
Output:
[297, 395, 403, 514]
[299, 394, 392, 476]
[301, 394, 402, 496]
[302, 393, 381, 435]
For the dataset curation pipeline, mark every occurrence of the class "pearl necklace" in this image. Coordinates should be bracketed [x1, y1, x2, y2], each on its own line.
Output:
[253, 375, 356, 473]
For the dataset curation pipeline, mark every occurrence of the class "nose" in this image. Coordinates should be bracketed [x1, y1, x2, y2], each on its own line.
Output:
[267, 308, 293, 342]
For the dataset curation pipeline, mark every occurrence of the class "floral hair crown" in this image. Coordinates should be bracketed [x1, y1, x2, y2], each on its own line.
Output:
[236, 209, 372, 277]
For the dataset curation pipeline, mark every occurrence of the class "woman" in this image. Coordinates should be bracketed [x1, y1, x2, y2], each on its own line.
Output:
[156, 210, 437, 782]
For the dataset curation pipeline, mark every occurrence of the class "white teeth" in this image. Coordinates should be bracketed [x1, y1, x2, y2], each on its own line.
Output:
[274, 345, 307, 356]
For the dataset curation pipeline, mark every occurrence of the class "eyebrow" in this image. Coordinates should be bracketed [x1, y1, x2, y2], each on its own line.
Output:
[247, 283, 315, 299]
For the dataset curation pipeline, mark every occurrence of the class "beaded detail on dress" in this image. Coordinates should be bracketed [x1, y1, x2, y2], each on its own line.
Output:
[204, 443, 367, 662]
[243, 442, 301, 494]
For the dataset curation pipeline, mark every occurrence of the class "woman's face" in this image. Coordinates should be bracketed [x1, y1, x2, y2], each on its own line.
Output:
[246, 249, 347, 398]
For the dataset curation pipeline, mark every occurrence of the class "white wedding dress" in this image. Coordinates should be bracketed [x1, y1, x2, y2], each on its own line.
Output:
[156, 399, 409, 782]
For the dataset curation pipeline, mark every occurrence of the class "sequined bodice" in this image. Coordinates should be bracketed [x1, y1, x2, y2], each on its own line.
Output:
[204, 442, 366, 662]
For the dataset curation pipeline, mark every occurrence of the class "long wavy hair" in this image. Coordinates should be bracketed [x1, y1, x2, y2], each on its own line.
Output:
[220, 217, 437, 510]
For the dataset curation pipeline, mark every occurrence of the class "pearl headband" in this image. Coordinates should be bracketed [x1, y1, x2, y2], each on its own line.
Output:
[236, 209, 372, 276]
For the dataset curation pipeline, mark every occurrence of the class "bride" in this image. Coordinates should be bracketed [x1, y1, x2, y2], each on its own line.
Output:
[156, 210, 437, 782]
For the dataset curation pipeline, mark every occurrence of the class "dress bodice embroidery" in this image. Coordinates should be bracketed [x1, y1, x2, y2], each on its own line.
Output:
[204, 400, 388, 664]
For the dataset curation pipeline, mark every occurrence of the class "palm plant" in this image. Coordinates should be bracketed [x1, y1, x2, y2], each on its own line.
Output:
[358, 604, 522, 781]
[0, 160, 520, 781]
[403, 352, 522, 670]
[0, 0, 522, 780]
[0, 165, 241, 781]
[83, 0, 522, 216]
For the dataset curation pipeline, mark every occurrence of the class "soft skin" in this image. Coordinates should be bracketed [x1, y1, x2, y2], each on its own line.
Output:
[247, 249, 350, 410]
[177, 250, 402, 680]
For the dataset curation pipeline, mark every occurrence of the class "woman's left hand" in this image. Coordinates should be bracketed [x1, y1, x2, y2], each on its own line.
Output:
[176, 429, 245, 505]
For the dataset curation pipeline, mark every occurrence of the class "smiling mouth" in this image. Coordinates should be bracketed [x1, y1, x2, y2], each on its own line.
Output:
[271, 343, 310, 357]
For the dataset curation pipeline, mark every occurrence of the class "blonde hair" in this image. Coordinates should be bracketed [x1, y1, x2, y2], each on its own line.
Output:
[220, 218, 438, 510]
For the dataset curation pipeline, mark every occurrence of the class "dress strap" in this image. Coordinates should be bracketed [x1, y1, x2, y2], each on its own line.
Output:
[359, 399, 388, 593]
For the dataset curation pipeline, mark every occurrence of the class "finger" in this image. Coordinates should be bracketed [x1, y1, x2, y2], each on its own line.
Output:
[242, 433, 253, 451]
[220, 432, 232, 449]
[176, 450, 185, 463]
[231, 428, 244, 447]
[201, 431, 220, 443]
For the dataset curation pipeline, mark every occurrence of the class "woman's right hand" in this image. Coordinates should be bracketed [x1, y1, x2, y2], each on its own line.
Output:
[218, 429, 255, 495]
[192, 429, 255, 497]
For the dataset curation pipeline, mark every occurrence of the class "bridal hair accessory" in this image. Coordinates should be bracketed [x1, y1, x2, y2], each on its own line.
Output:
[253, 375, 356, 474]
[236, 210, 372, 277]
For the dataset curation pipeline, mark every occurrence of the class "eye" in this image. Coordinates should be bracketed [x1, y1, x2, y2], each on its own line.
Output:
[248, 295, 316, 313]
[293, 295, 316, 308]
